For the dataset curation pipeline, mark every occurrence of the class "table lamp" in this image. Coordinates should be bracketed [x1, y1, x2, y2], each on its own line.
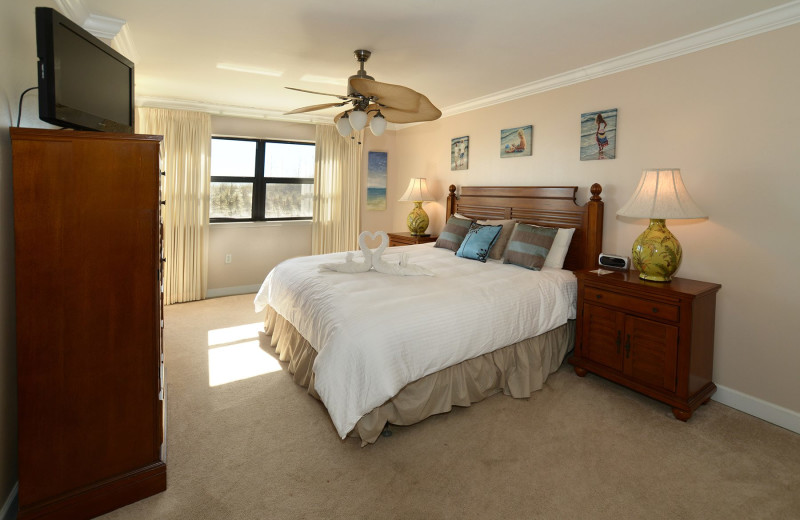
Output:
[399, 178, 435, 236]
[617, 168, 706, 282]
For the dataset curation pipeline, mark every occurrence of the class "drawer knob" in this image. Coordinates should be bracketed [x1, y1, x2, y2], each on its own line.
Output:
[652, 307, 659, 313]
[595, 294, 602, 299]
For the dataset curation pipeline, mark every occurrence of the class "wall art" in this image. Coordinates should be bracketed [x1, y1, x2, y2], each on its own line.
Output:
[366, 151, 387, 211]
[580, 108, 617, 160]
[451, 136, 469, 170]
[500, 125, 532, 157]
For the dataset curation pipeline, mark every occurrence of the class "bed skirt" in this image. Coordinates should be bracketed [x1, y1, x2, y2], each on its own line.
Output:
[263, 306, 575, 445]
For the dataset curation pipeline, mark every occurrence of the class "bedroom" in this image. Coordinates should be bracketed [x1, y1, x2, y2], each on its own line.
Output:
[1, 1, 799, 519]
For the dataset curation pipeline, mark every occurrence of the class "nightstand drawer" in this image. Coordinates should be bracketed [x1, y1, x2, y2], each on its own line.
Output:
[585, 286, 679, 322]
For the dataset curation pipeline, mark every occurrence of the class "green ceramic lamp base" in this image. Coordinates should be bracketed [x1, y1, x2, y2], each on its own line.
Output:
[406, 202, 430, 236]
[631, 219, 682, 282]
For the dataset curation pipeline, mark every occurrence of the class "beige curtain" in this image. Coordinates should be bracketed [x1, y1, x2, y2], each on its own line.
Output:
[136, 107, 211, 304]
[312, 125, 363, 255]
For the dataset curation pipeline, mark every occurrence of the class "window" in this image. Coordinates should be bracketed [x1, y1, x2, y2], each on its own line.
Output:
[209, 137, 314, 222]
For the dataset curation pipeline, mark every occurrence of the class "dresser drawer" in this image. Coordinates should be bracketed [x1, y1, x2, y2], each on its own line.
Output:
[584, 286, 679, 322]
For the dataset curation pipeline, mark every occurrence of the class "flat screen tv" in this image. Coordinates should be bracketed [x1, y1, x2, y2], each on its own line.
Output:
[35, 7, 135, 133]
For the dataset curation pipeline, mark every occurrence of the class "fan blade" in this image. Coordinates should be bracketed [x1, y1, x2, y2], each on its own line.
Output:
[284, 102, 347, 115]
[379, 94, 442, 124]
[349, 78, 423, 112]
[285, 86, 355, 101]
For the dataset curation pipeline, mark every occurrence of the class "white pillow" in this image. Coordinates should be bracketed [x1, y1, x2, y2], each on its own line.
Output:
[543, 228, 575, 269]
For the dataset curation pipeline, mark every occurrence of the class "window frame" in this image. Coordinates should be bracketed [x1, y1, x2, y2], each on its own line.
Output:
[209, 136, 315, 223]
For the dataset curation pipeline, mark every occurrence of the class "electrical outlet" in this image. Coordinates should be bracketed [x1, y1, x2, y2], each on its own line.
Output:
[225, 253, 232, 264]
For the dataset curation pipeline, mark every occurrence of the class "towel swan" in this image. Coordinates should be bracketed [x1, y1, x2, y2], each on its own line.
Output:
[320, 231, 433, 276]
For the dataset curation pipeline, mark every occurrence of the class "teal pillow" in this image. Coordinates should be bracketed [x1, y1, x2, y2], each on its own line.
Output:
[503, 223, 558, 270]
[435, 215, 474, 252]
[456, 223, 503, 262]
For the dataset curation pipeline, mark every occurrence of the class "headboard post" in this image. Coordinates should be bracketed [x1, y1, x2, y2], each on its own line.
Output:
[445, 185, 457, 218]
[584, 183, 605, 269]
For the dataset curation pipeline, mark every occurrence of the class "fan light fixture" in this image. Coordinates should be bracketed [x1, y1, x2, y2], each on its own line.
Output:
[370, 112, 387, 136]
[335, 113, 352, 137]
[285, 50, 442, 139]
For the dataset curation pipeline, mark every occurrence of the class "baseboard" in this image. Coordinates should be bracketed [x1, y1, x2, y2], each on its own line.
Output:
[206, 284, 261, 299]
[1, 482, 18, 520]
[713, 385, 800, 435]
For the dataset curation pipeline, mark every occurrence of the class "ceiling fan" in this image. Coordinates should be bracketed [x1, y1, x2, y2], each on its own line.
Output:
[284, 50, 441, 137]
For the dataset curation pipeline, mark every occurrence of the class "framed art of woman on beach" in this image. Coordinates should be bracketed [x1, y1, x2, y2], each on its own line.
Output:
[580, 109, 617, 160]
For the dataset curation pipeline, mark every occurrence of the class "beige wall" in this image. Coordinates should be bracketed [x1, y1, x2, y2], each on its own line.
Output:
[384, 25, 800, 416]
[207, 115, 316, 296]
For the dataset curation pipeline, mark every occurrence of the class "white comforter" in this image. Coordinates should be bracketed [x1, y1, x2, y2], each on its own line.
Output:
[254, 243, 577, 438]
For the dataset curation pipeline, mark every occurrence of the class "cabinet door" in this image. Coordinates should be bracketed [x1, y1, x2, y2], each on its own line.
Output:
[623, 315, 678, 392]
[581, 304, 624, 372]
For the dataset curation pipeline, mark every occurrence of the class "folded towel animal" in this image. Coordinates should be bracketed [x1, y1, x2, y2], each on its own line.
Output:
[320, 231, 433, 276]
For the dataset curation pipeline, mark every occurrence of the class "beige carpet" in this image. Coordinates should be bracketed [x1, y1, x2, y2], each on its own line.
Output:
[99, 294, 800, 520]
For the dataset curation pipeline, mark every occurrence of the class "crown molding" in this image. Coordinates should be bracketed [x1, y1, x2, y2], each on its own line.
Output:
[135, 96, 335, 125]
[81, 13, 126, 40]
[441, 0, 800, 118]
[55, 0, 138, 62]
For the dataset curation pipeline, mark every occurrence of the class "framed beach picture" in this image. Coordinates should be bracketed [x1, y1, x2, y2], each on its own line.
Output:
[500, 125, 532, 157]
[580, 108, 617, 160]
[366, 151, 387, 211]
[451, 136, 469, 170]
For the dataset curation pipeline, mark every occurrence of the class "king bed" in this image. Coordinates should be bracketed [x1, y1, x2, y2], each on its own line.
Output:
[254, 184, 604, 444]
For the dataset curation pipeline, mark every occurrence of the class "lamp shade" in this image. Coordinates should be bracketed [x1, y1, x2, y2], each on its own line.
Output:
[335, 115, 351, 136]
[398, 178, 434, 202]
[369, 112, 387, 136]
[617, 169, 705, 219]
[349, 109, 368, 131]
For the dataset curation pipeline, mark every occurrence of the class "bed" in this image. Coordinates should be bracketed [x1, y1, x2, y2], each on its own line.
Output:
[255, 184, 604, 444]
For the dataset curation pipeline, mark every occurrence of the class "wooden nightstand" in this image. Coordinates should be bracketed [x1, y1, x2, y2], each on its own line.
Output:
[387, 232, 438, 247]
[569, 269, 721, 421]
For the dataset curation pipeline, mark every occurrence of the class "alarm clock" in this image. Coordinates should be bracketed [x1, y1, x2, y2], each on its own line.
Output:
[598, 253, 630, 271]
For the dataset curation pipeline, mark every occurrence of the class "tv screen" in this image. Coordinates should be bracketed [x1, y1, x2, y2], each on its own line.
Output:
[35, 7, 134, 133]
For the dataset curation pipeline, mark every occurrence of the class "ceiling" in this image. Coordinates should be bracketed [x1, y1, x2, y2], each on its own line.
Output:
[70, 0, 795, 123]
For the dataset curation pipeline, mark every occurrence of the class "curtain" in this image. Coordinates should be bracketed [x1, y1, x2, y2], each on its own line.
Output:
[312, 125, 363, 255]
[136, 107, 211, 304]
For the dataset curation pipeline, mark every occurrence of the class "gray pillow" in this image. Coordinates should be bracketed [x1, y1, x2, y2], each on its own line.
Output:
[477, 219, 516, 260]
[503, 223, 559, 270]
[435, 215, 473, 251]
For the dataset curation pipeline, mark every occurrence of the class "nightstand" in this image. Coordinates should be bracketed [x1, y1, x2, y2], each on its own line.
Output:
[387, 232, 438, 247]
[569, 269, 721, 421]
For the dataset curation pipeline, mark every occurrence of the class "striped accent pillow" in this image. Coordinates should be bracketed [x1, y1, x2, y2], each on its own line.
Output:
[503, 223, 559, 270]
[434, 215, 474, 251]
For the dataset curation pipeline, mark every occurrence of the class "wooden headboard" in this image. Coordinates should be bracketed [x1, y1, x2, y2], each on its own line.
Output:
[445, 184, 604, 271]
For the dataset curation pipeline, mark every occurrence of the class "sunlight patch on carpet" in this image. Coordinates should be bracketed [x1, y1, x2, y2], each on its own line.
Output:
[208, 323, 281, 386]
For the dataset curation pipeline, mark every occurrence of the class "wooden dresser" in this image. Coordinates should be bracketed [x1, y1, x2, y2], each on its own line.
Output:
[569, 269, 721, 421]
[387, 231, 438, 247]
[11, 128, 166, 519]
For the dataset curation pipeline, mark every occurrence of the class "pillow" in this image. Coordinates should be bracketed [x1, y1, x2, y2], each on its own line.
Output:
[503, 223, 559, 270]
[434, 215, 474, 251]
[543, 228, 576, 269]
[455, 223, 503, 262]
[477, 219, 516, 260]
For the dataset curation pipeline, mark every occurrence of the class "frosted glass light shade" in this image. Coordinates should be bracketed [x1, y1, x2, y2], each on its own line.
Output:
[349, 109, 367, 131]
[369, 113, 387, 136]
[398, 178, 434, 202]
[335, 115, 351, 136]
[617, 169, 706, 219]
